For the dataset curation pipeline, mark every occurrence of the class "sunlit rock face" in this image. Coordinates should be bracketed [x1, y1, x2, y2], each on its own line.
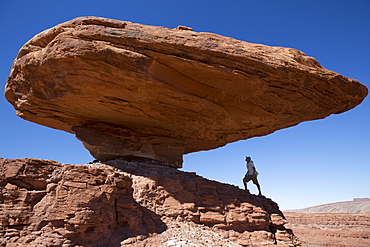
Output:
[5, 16, 367, 167]
[0, 158, 300, 246]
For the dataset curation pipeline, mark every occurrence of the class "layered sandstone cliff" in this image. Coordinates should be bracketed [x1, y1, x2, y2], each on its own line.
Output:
[0, 158, 299, 246]
[5, 16, 367, 167]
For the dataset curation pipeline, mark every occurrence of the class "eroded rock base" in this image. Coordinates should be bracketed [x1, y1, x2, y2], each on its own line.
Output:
[0, 158, 299, 246]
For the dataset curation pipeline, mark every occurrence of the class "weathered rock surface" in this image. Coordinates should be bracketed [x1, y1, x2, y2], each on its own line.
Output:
[5, 16, 367, 167]
[0, 158, 299, 246]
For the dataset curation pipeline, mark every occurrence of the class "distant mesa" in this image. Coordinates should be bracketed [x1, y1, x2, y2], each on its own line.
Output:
[5, 16, 368, 167]
[290, 198, 370, 214]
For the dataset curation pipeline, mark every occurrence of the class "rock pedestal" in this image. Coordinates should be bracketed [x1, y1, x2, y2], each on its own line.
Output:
[0, 158, 299, 246]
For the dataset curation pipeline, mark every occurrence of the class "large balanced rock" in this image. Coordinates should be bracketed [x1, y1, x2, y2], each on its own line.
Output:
[0, 158, 299, 246]
[5, 16, 367, 167]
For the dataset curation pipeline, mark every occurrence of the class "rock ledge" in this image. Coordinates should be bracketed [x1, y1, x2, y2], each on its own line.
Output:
[0, 158, 299, 246]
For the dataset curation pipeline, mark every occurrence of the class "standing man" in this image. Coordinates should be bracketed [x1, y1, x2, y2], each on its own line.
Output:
[243, 156, 263, 196]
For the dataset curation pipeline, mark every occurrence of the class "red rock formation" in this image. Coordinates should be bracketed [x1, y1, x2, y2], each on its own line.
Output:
[0, 158, 299, 246]
[5, 16, 367, 167]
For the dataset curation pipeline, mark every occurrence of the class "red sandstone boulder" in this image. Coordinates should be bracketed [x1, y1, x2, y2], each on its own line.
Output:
[5, 16, 367, 167]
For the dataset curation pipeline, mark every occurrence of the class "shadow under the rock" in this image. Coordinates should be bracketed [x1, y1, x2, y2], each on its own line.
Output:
[105, 157, 288, 233]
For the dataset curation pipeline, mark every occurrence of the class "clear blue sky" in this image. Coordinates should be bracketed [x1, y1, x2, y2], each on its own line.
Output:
[1, 0, 369, 210]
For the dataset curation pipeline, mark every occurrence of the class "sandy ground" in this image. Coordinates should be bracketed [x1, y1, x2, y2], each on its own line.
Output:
[285, 212, 370, 247]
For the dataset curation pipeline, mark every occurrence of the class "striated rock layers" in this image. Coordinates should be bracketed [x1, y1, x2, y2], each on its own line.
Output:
[0, 158, 299, 246]
[5, 16, 368, 167]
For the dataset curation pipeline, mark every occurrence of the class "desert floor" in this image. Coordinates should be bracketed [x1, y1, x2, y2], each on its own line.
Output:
[284, 212, 370, 247]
